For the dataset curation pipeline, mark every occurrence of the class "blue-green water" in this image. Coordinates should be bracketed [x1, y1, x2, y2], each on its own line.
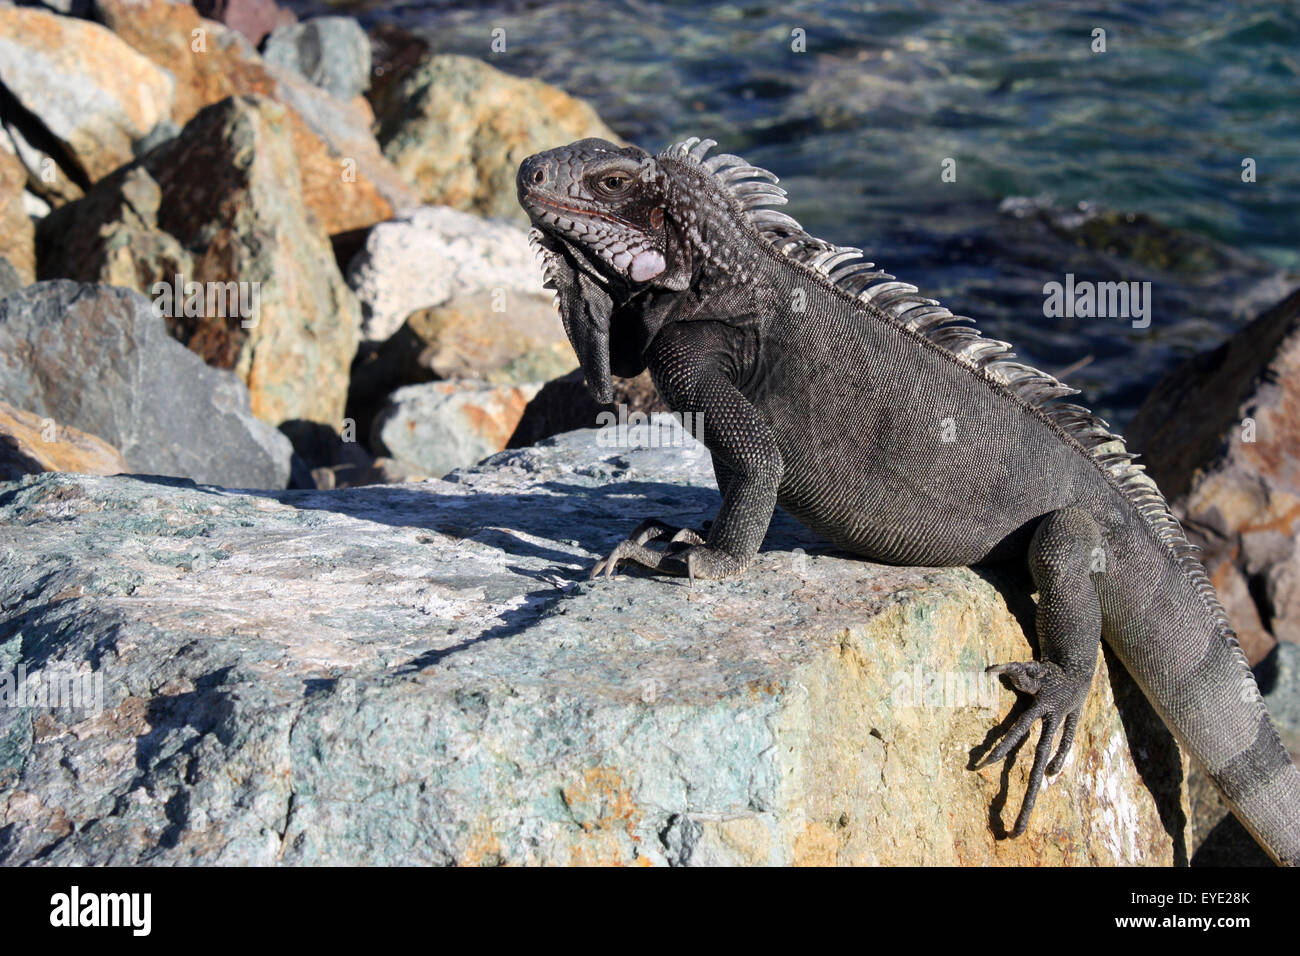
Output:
[308, 0, 1300, 424]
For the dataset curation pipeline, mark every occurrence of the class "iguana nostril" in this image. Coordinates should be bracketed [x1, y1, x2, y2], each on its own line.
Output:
[533, 168, 545, 185]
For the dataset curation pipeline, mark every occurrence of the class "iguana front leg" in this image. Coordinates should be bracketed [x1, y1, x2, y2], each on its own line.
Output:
[590, 324, 783, 582]
[978, 507, 1103, 835]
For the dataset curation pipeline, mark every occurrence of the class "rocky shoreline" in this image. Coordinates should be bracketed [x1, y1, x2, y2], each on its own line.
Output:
[0, 1, 1297, 865]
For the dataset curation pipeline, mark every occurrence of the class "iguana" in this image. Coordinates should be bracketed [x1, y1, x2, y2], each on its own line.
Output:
[516, 135, 1300, 865]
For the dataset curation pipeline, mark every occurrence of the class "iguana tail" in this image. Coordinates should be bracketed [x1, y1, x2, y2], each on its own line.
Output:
[1107, 535, 1300, 865]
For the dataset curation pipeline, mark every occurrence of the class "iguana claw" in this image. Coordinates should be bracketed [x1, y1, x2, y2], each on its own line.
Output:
[978, 660, 1085, 836]
[588, 519, 706, 579]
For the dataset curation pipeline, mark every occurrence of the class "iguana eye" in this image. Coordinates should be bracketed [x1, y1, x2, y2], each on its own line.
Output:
[599, 175, 628, 193]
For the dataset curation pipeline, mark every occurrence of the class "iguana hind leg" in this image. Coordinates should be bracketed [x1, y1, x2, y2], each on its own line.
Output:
[979, 507, 1103, 836]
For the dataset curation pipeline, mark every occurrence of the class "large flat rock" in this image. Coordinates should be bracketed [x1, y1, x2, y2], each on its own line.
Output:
[0, 426, 1188, 865]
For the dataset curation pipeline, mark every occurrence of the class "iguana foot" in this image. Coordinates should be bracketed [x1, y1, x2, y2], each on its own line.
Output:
[589, 519, 744, 582]
[589, 519, 704, 579]
[977, 659, 1084, 836]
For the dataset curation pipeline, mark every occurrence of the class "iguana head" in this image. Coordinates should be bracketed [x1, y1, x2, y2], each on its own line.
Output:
[517, 138, 698, 402]
[517, 138, 690, 288]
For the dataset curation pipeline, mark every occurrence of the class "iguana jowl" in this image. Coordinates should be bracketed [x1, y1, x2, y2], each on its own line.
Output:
[516, 136, 1300, 864]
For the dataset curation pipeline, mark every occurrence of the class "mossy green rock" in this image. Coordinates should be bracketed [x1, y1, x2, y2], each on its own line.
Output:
[0, 427, 1187, 864]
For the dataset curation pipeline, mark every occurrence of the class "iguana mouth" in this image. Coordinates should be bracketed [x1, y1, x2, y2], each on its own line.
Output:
[522, 191, 641, 230]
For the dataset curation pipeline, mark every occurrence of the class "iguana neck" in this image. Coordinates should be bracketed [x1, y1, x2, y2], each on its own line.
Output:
[660, 157, 770, 292]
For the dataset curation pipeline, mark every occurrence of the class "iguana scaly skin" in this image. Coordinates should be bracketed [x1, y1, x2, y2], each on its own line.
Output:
[516, 136, 1300, 864]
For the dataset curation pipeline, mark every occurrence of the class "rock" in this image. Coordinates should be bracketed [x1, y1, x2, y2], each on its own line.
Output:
[371, 380, 542, 478]
[0, 281, 292, 488]
[0, 7, 174, 182]
[0, 429, 1187, 865]
[0, 401, 126, 480]
[279, 100, 394, 238]
[405, 294, 575, 384]
[94, 0, 405, 235]
[94, 0, 277, 127]
[37, 95, 362, 429]
[345, 294, 576, 451]
[277, 418, 372, 472]
[37, 163, 194, 292]
[262, 16, 370, 101]
[0, 260, 21, 299]
[266, 64, 415, 227]
[372, 54, 620, 223]
[347, 205, 550, 344]
[15, 1, 94, 17]
[276, 417, 378, 490]
[509, 368, 670, 449]
[19, 189, 49, 222]
[365, 21, 429, 113]
[311, 456, 428, 491]
[192, 0, 293, 47]
[0, 120, 86, 209]
[0, 148, 33, 285]
[1128, 288, 1300, 663]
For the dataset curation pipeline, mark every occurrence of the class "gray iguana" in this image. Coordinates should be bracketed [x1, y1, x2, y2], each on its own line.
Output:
[516, 135, 1300, 865]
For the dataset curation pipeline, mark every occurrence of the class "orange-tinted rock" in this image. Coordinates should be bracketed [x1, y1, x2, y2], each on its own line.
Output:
[0, 401, 127, 480]
[268, 63, 418, 224]
[95, 0, 278, 127]
[278, 82, 396, 236]
[1129, 287, 1300, 661]
[0, 8, 174, 182]
[0, 149, 34, 287]
[96, 2, 401, 235]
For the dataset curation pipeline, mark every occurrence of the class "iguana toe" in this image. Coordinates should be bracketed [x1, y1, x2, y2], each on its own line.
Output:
[978, 659, 1084, 836]
[588, 520, 707, 579]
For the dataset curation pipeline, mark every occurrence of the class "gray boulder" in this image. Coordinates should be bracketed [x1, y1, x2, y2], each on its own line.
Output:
[0, 281, 291, 488]
[0, 425, 1186, 865]
[262, 16, 371, 102]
